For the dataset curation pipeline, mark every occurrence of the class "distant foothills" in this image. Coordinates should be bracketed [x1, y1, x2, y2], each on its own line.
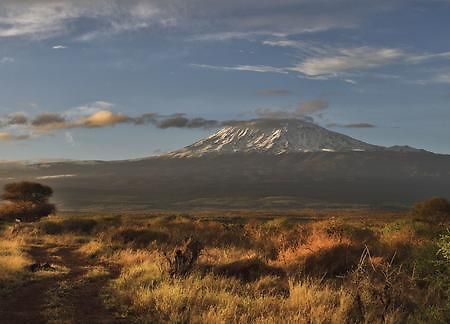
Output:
[0, 118, 448, 210]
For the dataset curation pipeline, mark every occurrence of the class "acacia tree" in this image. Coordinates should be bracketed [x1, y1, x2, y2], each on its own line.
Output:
[0, 181, 56, 222]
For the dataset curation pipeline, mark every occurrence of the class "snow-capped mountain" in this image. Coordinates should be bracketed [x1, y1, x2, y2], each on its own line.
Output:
[0, 118, 445, 209]
[167, 119, 383, 157]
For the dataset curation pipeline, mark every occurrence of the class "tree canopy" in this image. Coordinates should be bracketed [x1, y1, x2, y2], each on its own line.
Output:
[2, 182, 53, 204]
[0, 181, 55, 222]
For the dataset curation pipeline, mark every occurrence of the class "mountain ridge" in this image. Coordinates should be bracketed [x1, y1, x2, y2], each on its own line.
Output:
[166, 118, 421, 158]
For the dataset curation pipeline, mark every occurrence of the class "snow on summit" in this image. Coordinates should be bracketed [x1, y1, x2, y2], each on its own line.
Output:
[167, 119, 383, 157]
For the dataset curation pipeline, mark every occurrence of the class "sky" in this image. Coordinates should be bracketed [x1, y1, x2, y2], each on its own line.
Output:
[0, 0, 449, 160]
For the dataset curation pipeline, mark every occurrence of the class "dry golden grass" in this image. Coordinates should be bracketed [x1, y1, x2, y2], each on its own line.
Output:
[109, 253, 355, 324]
[2, 208, 449, 323]
[78, 211, 442, 323]
[0, 228, 30, 284]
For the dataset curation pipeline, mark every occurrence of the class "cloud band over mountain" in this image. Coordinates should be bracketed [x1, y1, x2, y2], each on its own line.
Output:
[0, 100, 376, 142]
[0, 104, 225, 141]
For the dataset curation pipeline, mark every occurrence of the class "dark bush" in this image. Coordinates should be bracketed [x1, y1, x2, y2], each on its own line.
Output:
[61, 219, 98, 234]
[300, 244, 363, 278]
[39, 221, 64, 235]
[166, 237, 203, 277]
[112, 228, 169, 248]
[39, 219, 98, 235]
[413, 197, 450, 223]
[213, 258, 286, 282]
[0, 201, 55, 222]
[2, 182, 53, 204]
[0, 181, 55, 222]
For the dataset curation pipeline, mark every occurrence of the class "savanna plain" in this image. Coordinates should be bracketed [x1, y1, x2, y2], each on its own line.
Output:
[2, 204, 450, 324]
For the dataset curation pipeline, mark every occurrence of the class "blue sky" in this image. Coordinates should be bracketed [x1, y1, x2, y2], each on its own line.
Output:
[0, 0, 449, 160]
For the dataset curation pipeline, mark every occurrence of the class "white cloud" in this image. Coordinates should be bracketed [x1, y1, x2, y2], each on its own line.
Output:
[343, 79, 357, 84]
[81, 110, 129, 128]
[191, 44, 450, 80]
[263, 41, 450, 78]
[0, 2, 84, 38]
[0, 1, 163, 40]
[263, 39, 302, 48]
[190, 31, 284, 42]
[65, 101, 115, 119]
[189, 47, 408, 77]
[407, 51, 450, 63]
[0, 0, 399, 40]
[289, 47, 405, 76]
[190, 63, 288, 74]
[52, 45, 67, 49]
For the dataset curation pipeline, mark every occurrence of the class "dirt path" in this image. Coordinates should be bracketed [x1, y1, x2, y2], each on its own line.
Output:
[0, 243, 124, 324]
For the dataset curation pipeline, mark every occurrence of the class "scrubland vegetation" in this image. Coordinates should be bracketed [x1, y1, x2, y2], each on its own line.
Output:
[2, 196, 450, 323]
[0, 181, 55, 222]
[0, 228, 30, 291]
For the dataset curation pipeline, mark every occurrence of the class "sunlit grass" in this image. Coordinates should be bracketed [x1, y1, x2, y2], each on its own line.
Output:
[0, 228, 30, 286]
[1, 209, 448, 323]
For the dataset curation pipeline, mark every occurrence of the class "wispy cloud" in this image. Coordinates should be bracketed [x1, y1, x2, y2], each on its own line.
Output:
[289, 47, 405, 76]
[262, 39, 305, 48]
[0, 0, 399, 41]
[194, 42, 450, 81]
[405, 70, 450, 85]
[0, 2, 83, 39]
[190, 63, 288, 74]
[189, 31, 284, 42]
[0, 1, 160, 40]
[52, 45, 67, 49]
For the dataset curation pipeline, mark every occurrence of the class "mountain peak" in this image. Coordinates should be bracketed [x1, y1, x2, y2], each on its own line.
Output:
[167, 118, 383, 157]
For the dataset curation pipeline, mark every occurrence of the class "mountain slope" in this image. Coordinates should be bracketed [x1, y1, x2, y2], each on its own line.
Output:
[0, 118, 446, 210]
[1, 151, 449, 210]
[167, 119, 383, 157]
